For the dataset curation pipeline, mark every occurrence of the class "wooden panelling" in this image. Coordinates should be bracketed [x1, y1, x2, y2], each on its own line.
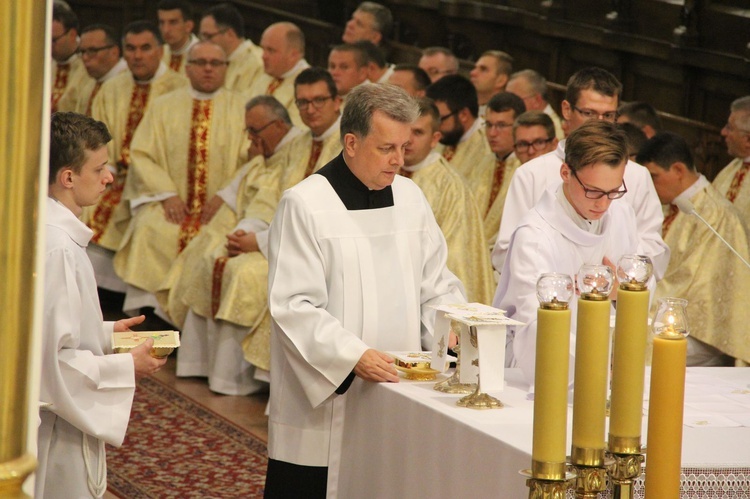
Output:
[64, 0, 747, 177]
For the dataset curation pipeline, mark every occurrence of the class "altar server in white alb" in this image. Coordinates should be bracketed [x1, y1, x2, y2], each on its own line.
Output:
[492, 67, 669, 280]
[494, 120, 641, 385]
[38, 112, 166, 499]
[264, 83, 466, 498]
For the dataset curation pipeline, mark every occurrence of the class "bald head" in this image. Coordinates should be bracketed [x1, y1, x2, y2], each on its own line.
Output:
[260, 22, 305, 78]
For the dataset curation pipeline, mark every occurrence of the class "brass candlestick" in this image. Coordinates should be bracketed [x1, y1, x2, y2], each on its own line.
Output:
[606, 437, 645, 499]
[455, 327, 503, 409]
[520, 463, 576, 499]
[433, 324, 476, 395]
[569, 448, 611, 499]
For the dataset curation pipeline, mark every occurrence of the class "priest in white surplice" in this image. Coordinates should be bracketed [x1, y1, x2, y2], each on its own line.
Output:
[492, 67, 669, 280]
[264, 84, 465, 498]
[38, 113, 165, 499]
[494, 121, 641, 385]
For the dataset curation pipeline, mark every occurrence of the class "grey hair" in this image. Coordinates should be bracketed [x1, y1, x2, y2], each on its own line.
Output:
[341, 83, 419, 142]
[356, 2, 393, 39]
[245, 95, 292, 126]
[510, 69, 547, 97]
[730, 96, 750, 131]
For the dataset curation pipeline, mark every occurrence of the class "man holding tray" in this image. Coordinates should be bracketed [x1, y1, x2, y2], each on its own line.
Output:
[37, 112, 166, 498]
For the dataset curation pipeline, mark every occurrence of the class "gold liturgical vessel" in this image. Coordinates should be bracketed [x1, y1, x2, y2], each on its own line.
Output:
[433, 322, 476, 395]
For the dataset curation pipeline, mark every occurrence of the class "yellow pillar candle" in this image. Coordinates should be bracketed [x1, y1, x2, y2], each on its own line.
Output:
[531, 307, 571, 478]
[609, 287, 649, 451]
[645, 335, 687, 499]
[571, 297, 611, 464]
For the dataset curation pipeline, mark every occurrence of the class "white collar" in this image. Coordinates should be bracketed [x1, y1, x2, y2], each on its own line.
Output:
[279, 59, 310, 79]
[675, 174, 709, 204]
[46, 197, 93, 247]
[459, 117, 482, 144]
[556, 184, 602, 234]
[402, 151, 441, 174]
[314, 115, 341, 142]
[133, 61, 168, 85]
[172, 33, 199, 55]
[98, 58, 127, 83]
[189, 86, 221, 100]
[275, 126, 304, 153]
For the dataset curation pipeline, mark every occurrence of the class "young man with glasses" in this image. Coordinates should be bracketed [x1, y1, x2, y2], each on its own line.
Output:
[199, 2, 262, 92]
[492, 67, 668, 283]
[513, 110, 559, 164]
[494, 121, 640, 385]
[112, 40, 246, 321]
[713, 95, 750, 226]
[57, 24, 127, 116]
[482, 92, 526, 250]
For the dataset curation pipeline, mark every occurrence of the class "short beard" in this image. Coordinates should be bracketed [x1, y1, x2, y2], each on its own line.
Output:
[439, 125, 463, 147]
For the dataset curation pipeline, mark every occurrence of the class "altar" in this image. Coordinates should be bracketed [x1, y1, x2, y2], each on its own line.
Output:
[333, 368, 750, 498]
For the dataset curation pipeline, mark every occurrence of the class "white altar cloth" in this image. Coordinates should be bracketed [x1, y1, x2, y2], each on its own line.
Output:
[334, 368, 750, 498]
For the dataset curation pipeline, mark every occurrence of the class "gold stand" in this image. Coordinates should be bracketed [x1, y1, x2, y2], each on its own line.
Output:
[520, 462, 576, 499]
[569, 448, 610, 499]
[0, 1, 46, 496]
[607, 436, 645, 499]
[433, 343, 475, 394]
[455, 381, 503, 409]
[454, 327, 503, 410]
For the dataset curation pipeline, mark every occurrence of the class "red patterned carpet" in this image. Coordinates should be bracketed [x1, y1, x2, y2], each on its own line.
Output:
[106, 376, 268, 498]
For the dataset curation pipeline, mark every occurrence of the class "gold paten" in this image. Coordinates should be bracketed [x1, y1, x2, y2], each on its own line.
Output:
[394, 365, 440, 381]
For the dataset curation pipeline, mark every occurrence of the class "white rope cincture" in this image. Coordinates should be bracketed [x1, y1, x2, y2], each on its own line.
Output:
[82, 433, 107, 498]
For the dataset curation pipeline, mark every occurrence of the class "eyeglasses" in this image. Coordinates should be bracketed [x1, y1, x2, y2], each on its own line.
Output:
[515, 137, 554, 152]
[199, 28, 228, 41]
[484, 121, 513, 132]
[571, 170, 627, 199]
[295, 96, 333, 110]
[245, 120, 278, 136]
[572, 106, 618, 122]
[78, 45, 115, 57]
[51, 29, 71, 44]
[440, 111, 457, 123]
[187, 58, 228, 68]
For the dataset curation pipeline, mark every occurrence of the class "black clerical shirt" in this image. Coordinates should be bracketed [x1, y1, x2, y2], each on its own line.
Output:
[315, 153, 394, 210]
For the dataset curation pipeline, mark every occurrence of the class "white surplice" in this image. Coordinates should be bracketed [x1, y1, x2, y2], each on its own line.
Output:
[37, 198, 136, 499]
[492, 141, 669, 280]
[493, 188, 640, 385]
[266, 172, 465, 495]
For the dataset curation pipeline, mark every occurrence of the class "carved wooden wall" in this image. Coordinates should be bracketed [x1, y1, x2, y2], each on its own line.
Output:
[65, 0, 750, 178]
